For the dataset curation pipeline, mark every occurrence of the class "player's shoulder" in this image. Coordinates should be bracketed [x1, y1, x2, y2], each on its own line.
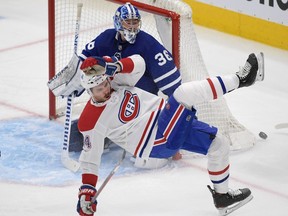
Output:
[78, 100, 106, 132]
[95, 28, 117, 40]
[136, 30, 165, 51]
[137, 30, 159, 43]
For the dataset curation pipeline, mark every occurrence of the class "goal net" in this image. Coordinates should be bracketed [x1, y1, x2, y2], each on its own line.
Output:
[48, 0, 256, 150]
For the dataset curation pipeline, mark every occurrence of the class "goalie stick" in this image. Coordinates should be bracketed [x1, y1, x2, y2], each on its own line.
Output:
[61, 3, 83, 172]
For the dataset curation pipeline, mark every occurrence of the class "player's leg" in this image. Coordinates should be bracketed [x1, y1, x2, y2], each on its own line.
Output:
[180, 119, 217, 154]
[180, 120, 252, 215]
[140, 96, 195, 168]
[173, 53, 263, 109]
[206, 134, 253, 215]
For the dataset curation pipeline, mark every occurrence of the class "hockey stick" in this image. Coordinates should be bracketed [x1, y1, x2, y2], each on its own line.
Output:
[61, 3, 83, 172]
[275, 123, 288, 129]
[91, 150, 126, 202]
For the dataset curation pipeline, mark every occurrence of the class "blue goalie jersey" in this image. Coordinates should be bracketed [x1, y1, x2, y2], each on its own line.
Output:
[79, 29, 182, 96]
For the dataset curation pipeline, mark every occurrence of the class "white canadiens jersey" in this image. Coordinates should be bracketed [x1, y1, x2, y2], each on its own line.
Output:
[78, 55, 165, 173]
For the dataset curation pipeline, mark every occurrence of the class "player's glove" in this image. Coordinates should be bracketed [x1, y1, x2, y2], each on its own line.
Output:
[80, 56, 121, 77]
[77, 184, 97, 216]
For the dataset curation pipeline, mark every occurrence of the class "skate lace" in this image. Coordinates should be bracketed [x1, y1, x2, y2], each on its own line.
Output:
[237, 62, 251, 80]
[228, 189, 242, 197]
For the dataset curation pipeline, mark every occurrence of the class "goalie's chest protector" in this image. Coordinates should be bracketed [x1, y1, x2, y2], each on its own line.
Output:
[79, 87, 165, 158]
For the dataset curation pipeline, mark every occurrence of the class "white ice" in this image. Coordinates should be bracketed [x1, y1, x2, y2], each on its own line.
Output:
[0, 0, 288, 216]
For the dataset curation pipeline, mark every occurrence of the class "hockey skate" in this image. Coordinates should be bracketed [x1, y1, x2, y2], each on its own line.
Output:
[207, 185, 253, 216]
[237, 52, 265, 88]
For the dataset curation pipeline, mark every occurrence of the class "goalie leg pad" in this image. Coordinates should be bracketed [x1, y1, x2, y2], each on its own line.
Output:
[68, 119, 84, 152]
[133, 157, 169, 169]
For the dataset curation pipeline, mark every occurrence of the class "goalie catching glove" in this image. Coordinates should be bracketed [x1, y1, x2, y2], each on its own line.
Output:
[47, 53, 84, 97]
[80, 56, 121, 77]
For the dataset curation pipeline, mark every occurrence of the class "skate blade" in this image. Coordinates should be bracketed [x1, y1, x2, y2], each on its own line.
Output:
[218, 194, 253, 216]
[256, 52, 265, 81]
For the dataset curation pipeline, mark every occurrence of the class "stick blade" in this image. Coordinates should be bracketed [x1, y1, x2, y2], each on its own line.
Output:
[61, 155, 80, 172]
[275, 123, 288, 129]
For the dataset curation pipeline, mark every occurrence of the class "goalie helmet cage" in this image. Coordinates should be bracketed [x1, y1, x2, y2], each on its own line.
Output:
[48, 0, 256, 150]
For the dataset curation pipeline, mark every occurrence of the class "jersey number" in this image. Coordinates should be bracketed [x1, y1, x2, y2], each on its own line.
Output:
[155, 50, 173, 66]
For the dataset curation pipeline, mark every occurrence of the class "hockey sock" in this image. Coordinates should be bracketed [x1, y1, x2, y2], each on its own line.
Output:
[173, 74, 239, 109]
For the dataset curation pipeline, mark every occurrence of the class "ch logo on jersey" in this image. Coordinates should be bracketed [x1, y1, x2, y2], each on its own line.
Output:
[118, 90, 140, 123]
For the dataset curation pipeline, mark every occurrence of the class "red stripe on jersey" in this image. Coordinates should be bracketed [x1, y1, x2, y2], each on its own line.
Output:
[208, 165, 230, 175]
[207, 78, 217, 99]
[154, 137, 166, 145]
[163, 105, 185, 138]
[134, 99, 165, 157]
[78, 100, 106, 132]
[134, 111, 155, 157]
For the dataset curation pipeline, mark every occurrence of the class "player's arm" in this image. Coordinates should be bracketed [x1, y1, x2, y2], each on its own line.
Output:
[79, 29, 110, 61]
[79, 38, 97, 61]
[77, 129, 104, 216]
[80, 54, 146, 87]
[148, 42, 182, 96]
[112, 54, 146, 87]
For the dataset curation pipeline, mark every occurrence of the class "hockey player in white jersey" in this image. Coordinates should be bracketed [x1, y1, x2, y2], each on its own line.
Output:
[76, 53, 264, 216]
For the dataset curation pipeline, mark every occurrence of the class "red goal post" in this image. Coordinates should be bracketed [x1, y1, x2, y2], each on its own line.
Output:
[48, 0, 256, 150]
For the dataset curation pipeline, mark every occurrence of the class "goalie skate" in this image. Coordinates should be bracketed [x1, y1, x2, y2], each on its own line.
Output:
[207, 185, 253, 216]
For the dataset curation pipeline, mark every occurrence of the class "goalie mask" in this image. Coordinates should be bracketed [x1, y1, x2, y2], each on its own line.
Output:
[113, 2, 141, 44]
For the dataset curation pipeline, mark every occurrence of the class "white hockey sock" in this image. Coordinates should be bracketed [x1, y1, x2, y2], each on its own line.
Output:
[207, 134, 230, 194]
[173, 74, 239, 109]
